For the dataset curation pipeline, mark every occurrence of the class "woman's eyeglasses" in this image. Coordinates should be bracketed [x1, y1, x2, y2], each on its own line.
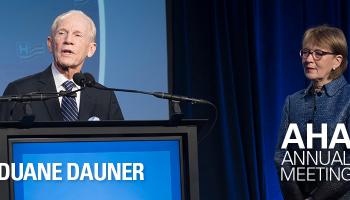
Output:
[299, 49, 336, 60]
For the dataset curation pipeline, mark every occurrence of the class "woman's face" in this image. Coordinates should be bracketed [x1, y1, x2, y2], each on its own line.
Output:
[302, 43, 342, 84]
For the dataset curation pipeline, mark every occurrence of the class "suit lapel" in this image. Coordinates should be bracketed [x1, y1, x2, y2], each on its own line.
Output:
[38, 66, 62, 121]
[36, 66, 97, 121]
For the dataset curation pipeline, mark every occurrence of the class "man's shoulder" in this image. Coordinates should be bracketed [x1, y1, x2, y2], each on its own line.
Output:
[4, 67, 51, 94]
[9, 71, 43, 86]
[8, 66, 51, 86]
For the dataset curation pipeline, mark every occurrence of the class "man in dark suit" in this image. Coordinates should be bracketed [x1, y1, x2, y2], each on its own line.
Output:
[0, 10, 123, 121]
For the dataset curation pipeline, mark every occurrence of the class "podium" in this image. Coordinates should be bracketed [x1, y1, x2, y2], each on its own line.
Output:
[0, 120, 203, 200]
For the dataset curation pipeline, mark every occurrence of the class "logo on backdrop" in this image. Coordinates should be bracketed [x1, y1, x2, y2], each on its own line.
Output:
[17, 42, 45, 60]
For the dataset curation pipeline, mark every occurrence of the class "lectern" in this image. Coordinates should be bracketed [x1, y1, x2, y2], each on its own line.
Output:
[0, 120, 203, 200]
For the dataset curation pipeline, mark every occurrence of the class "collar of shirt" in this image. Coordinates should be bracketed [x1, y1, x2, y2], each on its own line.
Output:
[51, 63, 81, 110]
[303, 75, 348, 97]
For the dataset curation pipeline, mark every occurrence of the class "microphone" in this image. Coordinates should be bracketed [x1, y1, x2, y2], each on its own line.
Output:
[73, 72, 96, 88]
[84, 73, 96, 86]
[0, 94, 58, 102]
[152, 92, 211, 104]
[74, 73, 211, 104]
[73, 72, 218, 143]
[73, 72, 87, 87]
[0, 91, 76, 103]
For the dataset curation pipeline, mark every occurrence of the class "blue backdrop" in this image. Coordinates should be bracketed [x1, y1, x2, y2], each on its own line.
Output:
[0, 0, 169, 120]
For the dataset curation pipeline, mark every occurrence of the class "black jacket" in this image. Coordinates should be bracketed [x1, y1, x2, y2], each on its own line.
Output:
[0, 66, 123, 121]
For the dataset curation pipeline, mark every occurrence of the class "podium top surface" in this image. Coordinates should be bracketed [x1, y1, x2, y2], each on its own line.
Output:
[0, 119, 207, 129]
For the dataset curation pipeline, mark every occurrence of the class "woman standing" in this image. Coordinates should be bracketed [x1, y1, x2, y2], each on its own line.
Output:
[275, 25, 350, 200]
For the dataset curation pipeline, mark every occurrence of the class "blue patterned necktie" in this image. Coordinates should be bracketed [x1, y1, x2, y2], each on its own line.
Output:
[61, 80, 78, 121]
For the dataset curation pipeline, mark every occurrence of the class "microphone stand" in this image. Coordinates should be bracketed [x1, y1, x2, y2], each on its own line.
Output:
[74, 72, 218, 142]
[93, 86, 218, 141]
[98, 86, 218, 142]
[75, 72, 215, 121]
[87, 85, 188, 121]
[2, 90, 79, 122]
[0, 91, 77, 102]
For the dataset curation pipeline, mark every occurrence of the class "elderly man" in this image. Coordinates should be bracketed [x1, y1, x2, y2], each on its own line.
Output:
[0, 10, 123, 121]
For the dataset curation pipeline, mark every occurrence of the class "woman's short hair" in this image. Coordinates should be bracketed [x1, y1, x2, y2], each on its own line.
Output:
[303, 25, 348, 79]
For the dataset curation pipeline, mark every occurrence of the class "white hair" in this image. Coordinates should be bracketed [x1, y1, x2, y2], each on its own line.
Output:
[50, 10, 96, 42]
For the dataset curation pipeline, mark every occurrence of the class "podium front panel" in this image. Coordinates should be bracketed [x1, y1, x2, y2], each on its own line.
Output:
[0, 121, 201, 200]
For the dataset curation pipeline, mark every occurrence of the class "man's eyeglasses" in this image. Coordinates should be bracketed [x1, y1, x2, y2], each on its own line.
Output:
[299, 49, 336, 60]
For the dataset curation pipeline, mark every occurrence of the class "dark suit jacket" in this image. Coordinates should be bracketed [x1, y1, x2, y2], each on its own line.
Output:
[0, 66, 123, 121]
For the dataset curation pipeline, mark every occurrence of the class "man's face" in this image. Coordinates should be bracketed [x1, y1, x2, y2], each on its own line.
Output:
[47, 13, 96, 71]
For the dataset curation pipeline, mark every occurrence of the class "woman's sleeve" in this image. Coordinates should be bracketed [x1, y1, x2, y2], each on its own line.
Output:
[274, 96, 304, 200]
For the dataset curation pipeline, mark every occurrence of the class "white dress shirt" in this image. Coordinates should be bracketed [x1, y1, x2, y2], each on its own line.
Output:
[51, 63, 81, 111]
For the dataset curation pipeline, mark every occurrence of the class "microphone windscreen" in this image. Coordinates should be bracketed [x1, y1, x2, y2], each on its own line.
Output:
[73, 72, 86, 87]
[84, 73, 96, 87]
